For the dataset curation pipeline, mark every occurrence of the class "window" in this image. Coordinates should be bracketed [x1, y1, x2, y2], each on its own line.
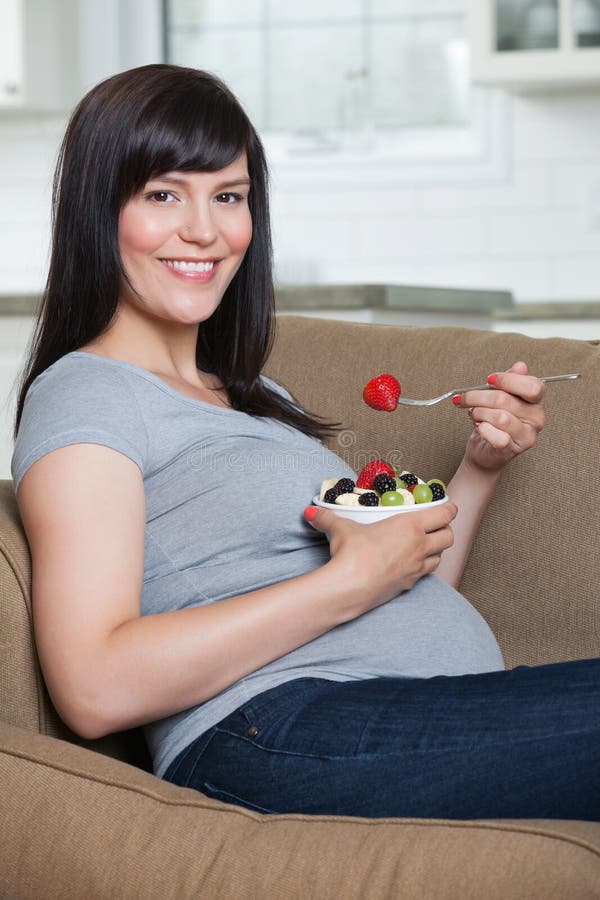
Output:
[166, 1, 470, 131]
[164, 0, 507, 186]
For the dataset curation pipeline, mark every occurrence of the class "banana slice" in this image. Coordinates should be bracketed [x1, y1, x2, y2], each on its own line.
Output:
[353, 487, 371, 495]
[335, 493, 361, 506]
[398, 488, 415, 505]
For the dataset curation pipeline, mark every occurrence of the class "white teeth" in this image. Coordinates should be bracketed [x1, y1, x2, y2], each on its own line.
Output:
[163, 260, 215, 273]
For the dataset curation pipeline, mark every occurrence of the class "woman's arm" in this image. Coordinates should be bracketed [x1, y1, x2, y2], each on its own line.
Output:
[433, 458, 502, 588]
[435, 362, 546, 588]
[18, 442, 456, 740]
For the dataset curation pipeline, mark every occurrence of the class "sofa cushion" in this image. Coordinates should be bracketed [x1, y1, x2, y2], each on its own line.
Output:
[1, 721, 599, 900]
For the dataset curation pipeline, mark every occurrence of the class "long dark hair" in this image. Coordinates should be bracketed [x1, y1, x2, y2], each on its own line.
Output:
[13, 64, 338, 441]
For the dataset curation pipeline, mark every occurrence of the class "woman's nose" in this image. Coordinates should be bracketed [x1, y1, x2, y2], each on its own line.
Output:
[180, 201, 218, 245]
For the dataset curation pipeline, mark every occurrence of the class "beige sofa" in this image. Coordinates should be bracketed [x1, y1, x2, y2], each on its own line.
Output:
[1, 315, 599, 899]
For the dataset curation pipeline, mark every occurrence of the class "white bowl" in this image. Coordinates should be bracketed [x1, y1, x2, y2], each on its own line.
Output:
[312, 494, 448, 524]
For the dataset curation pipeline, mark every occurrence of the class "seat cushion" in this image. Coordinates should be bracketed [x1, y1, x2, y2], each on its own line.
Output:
[1, 721, 599, 900]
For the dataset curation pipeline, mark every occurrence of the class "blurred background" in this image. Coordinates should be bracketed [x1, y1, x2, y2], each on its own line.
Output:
[1, 0, 600, 475]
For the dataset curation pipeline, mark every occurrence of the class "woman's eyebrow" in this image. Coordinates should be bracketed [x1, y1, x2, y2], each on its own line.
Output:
[149, 174, 251, 189]
[214, 177, 251, 189]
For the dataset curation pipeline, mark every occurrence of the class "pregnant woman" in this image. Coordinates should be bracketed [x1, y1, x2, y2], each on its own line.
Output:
[11, 64, 599, 820]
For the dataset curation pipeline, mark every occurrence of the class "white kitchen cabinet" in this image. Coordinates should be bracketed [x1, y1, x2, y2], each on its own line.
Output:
[468, 0, 600, 88]
[0, 0, 163, 113]
[0, 0, 24, 105]
[0, 0, 80, 111]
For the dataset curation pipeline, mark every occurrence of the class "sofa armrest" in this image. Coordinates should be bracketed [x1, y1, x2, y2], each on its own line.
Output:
[2, 721, 599, 900]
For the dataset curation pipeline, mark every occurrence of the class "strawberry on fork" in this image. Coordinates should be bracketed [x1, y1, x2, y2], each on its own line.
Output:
[363, 374, 401, 411]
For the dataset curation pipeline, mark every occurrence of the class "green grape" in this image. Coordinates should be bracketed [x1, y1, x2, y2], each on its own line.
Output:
[380, 490, 405, 506]
[395, 477, 408, 490]
[413, 484, 434, 504]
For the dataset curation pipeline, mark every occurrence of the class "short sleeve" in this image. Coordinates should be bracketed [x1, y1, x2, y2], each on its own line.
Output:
[11, 357, 148, 495]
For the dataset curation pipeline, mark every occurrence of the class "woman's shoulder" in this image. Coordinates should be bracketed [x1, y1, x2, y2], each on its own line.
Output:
[29, 351, 161, 423]
[29, 350, 136, 397]
[13, 352, 148, 494]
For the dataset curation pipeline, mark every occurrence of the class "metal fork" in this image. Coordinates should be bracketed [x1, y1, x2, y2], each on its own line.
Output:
[397, 373, 582, 407]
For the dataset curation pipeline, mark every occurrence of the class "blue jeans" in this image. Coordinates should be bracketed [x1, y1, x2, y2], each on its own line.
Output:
[163, 658, 600, 820]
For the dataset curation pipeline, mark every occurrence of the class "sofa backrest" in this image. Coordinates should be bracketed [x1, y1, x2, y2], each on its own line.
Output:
[1, 317, 598, 765]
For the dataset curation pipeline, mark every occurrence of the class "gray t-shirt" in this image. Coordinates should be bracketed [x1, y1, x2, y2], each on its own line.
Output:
[12, 351, 504, 777]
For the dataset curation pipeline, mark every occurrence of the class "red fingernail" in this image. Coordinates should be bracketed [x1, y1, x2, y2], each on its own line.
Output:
[304, 506, 317, 521]
[487, 373, 498, 386]
[452, 394, 462, 406]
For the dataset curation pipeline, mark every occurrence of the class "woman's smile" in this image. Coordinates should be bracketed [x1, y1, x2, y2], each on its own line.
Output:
[158, 257, 222, 282]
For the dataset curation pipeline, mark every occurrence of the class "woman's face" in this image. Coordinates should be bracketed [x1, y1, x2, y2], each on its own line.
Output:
[117, 153, 253, 324]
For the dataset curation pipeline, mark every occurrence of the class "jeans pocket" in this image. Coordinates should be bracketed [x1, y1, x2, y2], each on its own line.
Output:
[234, 677, 333, 742]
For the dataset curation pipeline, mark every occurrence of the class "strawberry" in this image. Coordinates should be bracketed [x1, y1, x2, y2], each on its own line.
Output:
[363, 374, 401, 411]
[356, 460, 396, 490]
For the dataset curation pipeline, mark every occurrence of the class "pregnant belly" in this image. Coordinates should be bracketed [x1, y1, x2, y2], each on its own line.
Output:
[261, 574, 505, 681]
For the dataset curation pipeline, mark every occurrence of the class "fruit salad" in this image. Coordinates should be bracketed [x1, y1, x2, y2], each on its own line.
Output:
[318, 460, 446, 509]
[315, 376, 447, 513]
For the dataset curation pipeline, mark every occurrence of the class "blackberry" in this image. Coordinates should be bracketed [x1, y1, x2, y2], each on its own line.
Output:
[358, 492, 380, 507]
[429, 482, 446, 501]
[373, 473, 396, 495]
[400, 472, 418, 488]
[323, 478, 356, 505]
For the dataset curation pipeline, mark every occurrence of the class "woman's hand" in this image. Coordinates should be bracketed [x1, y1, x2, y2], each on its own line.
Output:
[453, 361, 546, 473]
[304, 502, 457, 618]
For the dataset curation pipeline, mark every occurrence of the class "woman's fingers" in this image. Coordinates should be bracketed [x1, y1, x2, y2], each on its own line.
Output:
[490, 362, 546, 405]
[455, 361, 545, 412]
[423, 500, 458, 531]
[457, 364, 546, 451]
[424, 517, 455, 558]
[463, 386, 545, 426]
[423, 554, 442, 575]
[382, 503, 456, 564]
[468, 405, 540, 452]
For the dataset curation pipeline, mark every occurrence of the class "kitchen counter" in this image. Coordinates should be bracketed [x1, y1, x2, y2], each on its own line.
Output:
[273, 283, 513, 313]
[2, 287, 600, 339]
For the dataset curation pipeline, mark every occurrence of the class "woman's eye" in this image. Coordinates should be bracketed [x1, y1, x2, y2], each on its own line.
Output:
[147, 191, 175, 203]
[216, 192, 242, 204]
